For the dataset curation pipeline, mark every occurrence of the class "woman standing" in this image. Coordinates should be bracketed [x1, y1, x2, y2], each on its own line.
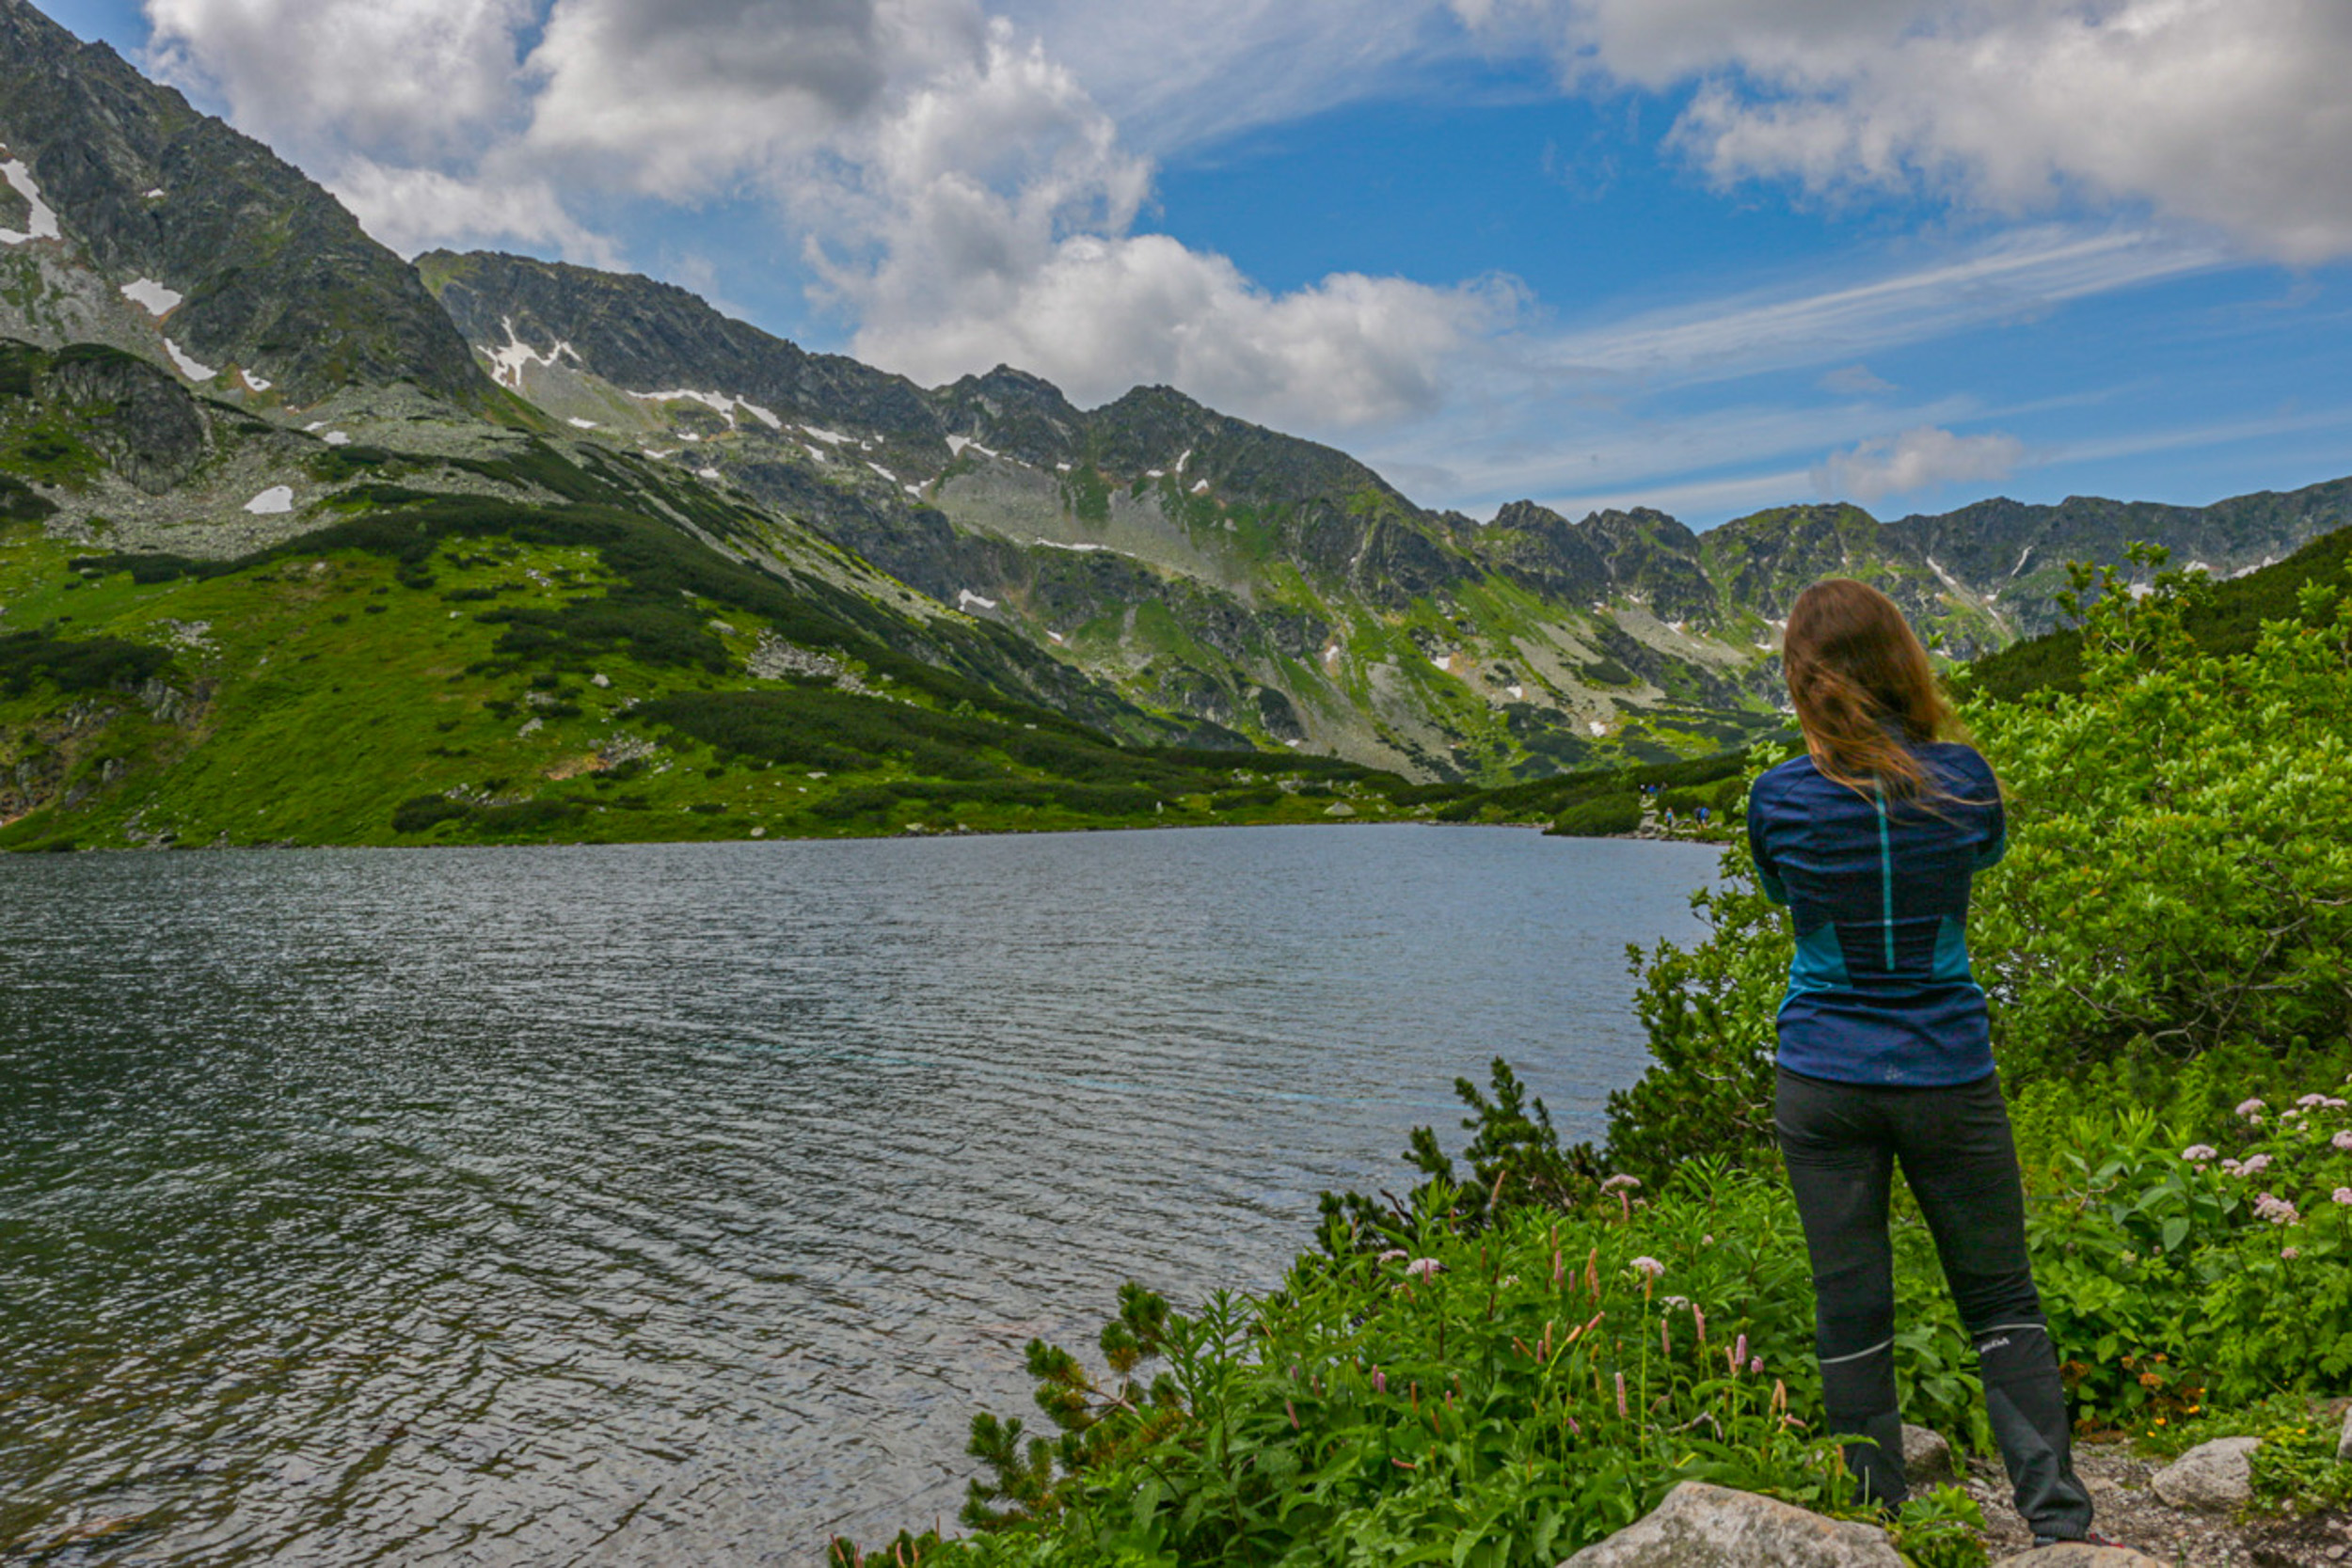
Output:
[1745, 578, 2103, 1548]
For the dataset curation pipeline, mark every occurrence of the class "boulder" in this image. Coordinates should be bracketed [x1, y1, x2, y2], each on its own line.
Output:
[1991, 1547, 2169, 1567]
[1901, 1423, 1955, 1484]
[2338, 1403, 2352, 1463]
[1559, 1481, 1904, 1567]
[2151, 1435, 2260, 1512]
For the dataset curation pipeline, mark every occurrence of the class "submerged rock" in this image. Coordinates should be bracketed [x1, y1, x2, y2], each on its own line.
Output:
[1558, 1481, 1903, 1567]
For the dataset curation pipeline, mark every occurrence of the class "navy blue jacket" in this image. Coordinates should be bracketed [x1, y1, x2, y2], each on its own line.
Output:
[1746, 743, 2006, 1086]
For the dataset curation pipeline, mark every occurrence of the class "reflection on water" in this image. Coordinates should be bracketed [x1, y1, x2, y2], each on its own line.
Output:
[0, 826, 1717, 1563]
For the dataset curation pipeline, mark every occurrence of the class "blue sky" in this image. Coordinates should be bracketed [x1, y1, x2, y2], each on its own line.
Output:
[42, 0, 2352, 527]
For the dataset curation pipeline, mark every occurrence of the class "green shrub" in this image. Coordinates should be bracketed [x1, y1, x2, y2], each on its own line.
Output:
[1547, 795, 1641, 837]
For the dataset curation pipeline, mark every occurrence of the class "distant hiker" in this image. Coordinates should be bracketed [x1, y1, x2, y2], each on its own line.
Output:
[1746, 578, 2106, 1549]
[1695, 805, 1710, 827]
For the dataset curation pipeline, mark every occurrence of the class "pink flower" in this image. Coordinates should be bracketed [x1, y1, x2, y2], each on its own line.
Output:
[2182, 1145, 2217, 1163]
[2254, 1193, 2302, 1226]
[1614, 1370, 1628, 1418]
[1751, 1356, 1765, 1375]
[2334, 1131, 2352, 1153]
[2238, 1099, 2268, 1119]
[1404, 1258, 1443, 1280]
[1630, 1256, 1666, 1281]
[1372, 1367, 1387, 1394]
[2298, 1094, 2330, 1109]
[2283, 1246, 2302, 1260]
[1375, 1248, 1408, 1264]
[2333, 1189, 2352, 1206]
[1599, 1174, 1642, 1192]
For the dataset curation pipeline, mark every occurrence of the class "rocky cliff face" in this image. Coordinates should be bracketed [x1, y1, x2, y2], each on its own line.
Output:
[0, 0, 489, 407]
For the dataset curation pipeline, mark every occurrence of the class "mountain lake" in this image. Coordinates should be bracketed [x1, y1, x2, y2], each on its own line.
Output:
[0, 825, 1720, 1564]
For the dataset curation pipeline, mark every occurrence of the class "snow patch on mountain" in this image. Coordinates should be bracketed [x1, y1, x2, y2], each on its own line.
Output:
[161, 339, 216, 381]
[240, 370, 272, 392]
[958, 589, 998, 612]
[119, 277, 183, 317]
[485, 318, 581, 391]
[244, 485, 294, 515]
[567, 417, 598, 429]
[946, 435, 998, 459]
[0, 157, 59, 245]
[627, 388, 781, 430]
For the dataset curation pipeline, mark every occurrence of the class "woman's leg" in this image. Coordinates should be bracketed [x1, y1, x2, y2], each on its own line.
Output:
[1774, 1067, 1907, 1508]
[1890, 1074, 2094, 1542]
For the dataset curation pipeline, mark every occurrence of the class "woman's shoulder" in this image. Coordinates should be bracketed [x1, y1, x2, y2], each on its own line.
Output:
[1920, 739, 1998, 784]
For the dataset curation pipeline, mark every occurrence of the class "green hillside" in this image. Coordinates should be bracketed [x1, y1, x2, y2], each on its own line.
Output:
[1962, 529, 2352, 702]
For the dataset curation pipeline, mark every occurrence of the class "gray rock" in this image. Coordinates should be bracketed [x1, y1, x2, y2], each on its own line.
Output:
[1324, 801, 1356, 817]
[1990, 1546, 2169, 1567]
[1558, 1481, 1904, 1567]
[2150, 1434, 2261, 1512]
[1901, 1422, 1955, 1484]
[2338, 1403, 2352, 1462]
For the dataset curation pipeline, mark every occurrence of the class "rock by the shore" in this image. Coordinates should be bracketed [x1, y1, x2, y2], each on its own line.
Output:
[1558, 1481, 1903, 1567]
[2338, 1403, 2352, 1462]
[2150, 1435, 2261, 1512]
[1991, 1545, 2169, 1567]
[1902, 1422, 1955, 1484]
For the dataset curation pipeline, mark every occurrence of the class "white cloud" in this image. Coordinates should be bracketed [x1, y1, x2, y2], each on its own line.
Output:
[1460, 0, 2352, 262]
[328, 158, 616, 262]
[1815, 425, 2023, 503]
[1534, 226, 2223, 388]
[520, 0, 982, 194]
[144, 0, 533, 161]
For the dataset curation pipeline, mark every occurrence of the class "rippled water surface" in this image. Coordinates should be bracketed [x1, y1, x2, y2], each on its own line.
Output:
[0, 826, 1717, 1563]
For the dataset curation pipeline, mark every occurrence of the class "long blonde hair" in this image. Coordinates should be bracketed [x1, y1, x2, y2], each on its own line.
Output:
[1781, 578, 1963, 800]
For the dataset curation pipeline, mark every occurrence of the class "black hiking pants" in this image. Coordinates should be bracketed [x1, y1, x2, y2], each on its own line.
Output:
[1775, 1066, 2094, 1541]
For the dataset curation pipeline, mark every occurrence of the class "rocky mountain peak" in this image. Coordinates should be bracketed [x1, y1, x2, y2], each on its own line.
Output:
[0, 0, 488, 407]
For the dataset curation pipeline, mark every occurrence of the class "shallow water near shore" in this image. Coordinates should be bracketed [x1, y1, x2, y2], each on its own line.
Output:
[0, 825, 1718, 1564]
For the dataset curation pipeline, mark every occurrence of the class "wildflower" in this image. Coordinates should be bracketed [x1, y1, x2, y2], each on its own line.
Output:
[1614, 1370, 1628, 1418]
[1751, 1356, 1764, 1375]
[1661, 1318, 1672, 1357]
[2299, 1094, 2330, 1109]
[2238, 1098, 2267, 1119]
[1599, 1174, 1642, 1192]
[1403, 1258, 1443, 1280]
[1286, 1399, 1299, 1430]
[2182, 1145, 2218, 1163]
[1735, 1332, 1749, 1370]
[2335, 1131, 2352, 1152]
[2283, 1247, 2302, 1260]
[1372, 1367, 1387, 1394]
[2253, 1193, 2302, 1226]
[1375, 1248, 1408, 1264]
[2326, 1098, 2347, 1111]
[2334, 1189, 2352, 1206]
[1663, 1294, 1690, 1309]
[1630, 1256, 1666, 1281]
[1692, 1303, 1708, 1344]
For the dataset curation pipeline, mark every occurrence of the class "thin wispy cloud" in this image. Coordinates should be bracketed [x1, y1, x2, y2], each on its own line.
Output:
[1534, 229, 2230, 389]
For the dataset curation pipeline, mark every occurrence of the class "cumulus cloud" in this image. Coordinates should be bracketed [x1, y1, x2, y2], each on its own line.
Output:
[145, 0, 533, 161]
[328, 159, 617, 263]
[1815, 425, 2023, 503]
[520, 0, 983, 194]
[795, 18, 1508, 425]
[1456, 0, 2352, 262]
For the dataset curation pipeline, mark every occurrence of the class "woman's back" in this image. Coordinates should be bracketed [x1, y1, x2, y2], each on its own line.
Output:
[1746, 741, 2006, 1087]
